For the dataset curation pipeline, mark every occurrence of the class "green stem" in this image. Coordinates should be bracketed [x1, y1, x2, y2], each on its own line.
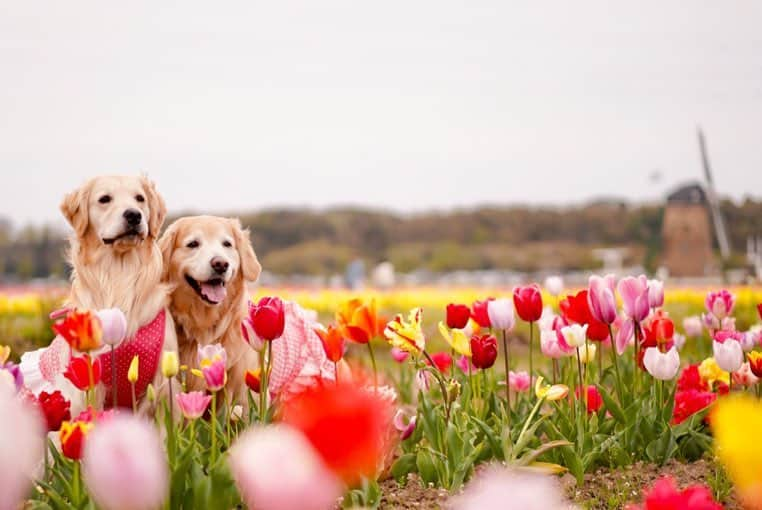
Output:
[211, 392, 218, 466]
[131, 382, 137, 414]
[501, 329, 511, 413]
[367, 342, 378, 390]
[189, 418, 196, 454]
[260, 343, 272, 424]
[528, 321, 534, 383]
[111, 345, 117, 409]
[72, 461, 81, 507]
[607, 325, 624, 405]
[422, 350, 451, 422]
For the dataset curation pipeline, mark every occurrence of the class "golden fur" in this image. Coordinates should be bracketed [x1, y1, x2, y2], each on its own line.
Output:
[60, 175, 177, 411]
[159, 216, 261, 404]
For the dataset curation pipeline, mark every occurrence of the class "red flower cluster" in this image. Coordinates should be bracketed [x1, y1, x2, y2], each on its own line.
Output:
[37, 390, 71, 432]
[280, 382, 394, 485]
[575, 385, 603, 414]
[626, 476, 722, 510]
[676, 364, 709, 392]
[672, 390, 716, 425]
[560, 290, 609, 341]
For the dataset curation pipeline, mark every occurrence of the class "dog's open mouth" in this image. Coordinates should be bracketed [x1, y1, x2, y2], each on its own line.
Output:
[103, 230, 143, 245]
[185, 275, 227, 305]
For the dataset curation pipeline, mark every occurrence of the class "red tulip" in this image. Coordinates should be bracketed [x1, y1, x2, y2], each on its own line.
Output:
[280, 382, 394, 485]
[513, 285, 543, 322]
[446, 303, 471, 329]
[575, 385, 603, 414]
[757, 303, 762, 320]
[426, 352, 453, 375]
[64, 355, 102, 391]
[677, 364, 709, 392]
[628, 476, 722, 510]
[248, 297, 285, 341]
[315, 325, 346, 363]
[52, 309, 103, 352]
[643, 317, 675, 351]
[60, 420, 93, 460]
[37, 390, 71, 432]
[672, 390, 716, 426]
[560, 290, 609, 342]
[470, 334, 498, 369]
[470, 298, 495, 328]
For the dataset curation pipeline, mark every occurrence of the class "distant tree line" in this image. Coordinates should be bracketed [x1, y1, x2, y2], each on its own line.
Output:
[1, 199, 759, 280]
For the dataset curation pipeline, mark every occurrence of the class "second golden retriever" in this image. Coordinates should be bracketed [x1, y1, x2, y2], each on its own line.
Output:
[159, 215, 261, 403]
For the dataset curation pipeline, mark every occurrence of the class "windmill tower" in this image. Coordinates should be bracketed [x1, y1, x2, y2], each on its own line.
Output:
[660, 127, 729, 277]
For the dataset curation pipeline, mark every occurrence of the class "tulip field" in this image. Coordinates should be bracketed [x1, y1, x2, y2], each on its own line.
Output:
[2, 281, 762, 509]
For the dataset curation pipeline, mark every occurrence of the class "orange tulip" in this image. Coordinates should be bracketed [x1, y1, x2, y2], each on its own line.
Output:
[336, 299, 382, 344]
[53, 309, 103, 352]
[748, 352, 762, 378]
[245, 369, 261, 394]
[315, 325, 346, 362]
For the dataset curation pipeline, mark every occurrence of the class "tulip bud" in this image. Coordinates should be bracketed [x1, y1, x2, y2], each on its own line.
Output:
[447, 379, 461, 402]
[577, 343, 597, 364]
[647, 279, 665, 309]
[544, 275, 564, 297]
[128, 355, 139, 384]
[96, 308, 127, 347]
[161, 351, 179, 378]
[245, 369, 261, 394]
[231, 405, 244, 422]
[146, 383, 156, 403]
[487, 298, 515, 332]
[683, 316, 703, 338]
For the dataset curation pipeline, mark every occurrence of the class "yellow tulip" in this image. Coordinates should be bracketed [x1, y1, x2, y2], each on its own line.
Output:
[438, 322, 471, 357]
[534, 376, 569, 401]
[711, 395, 762, 509]
[384, 308, 426, 354]
[577, 343, 597, 364]
[699, 357, 730, 388]
[128, 355, 139, 383]
[0, 345, 10, 365]
[162, 351, 179, 378]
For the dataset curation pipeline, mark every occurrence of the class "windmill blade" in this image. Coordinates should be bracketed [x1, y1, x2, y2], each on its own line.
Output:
[697, 127, 731, 259]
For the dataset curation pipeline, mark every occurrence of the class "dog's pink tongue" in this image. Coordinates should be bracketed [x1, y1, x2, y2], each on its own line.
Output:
[200, 283, 227, 303]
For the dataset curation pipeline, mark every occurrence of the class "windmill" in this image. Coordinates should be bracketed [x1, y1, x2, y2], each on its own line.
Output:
[697, 127, 731, 259]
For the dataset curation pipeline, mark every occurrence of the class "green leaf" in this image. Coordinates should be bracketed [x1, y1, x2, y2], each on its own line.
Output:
[597, 385, 626, 425]
[391, 453, 416, 481]
[416, 450, 437, 485]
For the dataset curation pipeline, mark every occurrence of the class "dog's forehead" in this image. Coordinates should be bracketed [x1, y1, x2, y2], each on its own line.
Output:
[179, 218, 234, 242]
[89, 175, 145, 196]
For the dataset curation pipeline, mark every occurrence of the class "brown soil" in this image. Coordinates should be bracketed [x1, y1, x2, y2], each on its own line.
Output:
[379, 461, 739, 509]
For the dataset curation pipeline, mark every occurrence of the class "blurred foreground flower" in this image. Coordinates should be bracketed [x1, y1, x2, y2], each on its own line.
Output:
[0, 387, 45, 510]
[83, 415, 168, 510]
[280, 381, 394, 485]
[711, 395, 762, 509]
[625, 476, 722, 510]
[230, 425, 342, 510]
[452, 465, 572, 510]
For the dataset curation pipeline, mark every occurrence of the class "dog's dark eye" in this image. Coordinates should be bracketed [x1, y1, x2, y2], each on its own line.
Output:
[135, 194, 145, 203]
[98, 195, 112, 204]
[186, 240, 199, 249]
[222, 240, 232, 248]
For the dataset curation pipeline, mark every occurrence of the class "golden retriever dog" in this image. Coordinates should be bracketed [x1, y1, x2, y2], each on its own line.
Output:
[159, 216, 261, 404]
[23, 175, 177, 414]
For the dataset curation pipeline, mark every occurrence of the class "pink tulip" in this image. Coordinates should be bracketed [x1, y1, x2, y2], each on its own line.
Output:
[176, 391, 212, 420]
[197, 344, 227, 392]
[713, 339, 744, 373]
[647, 279, 665, 309]
[229, 425, 342, 510]
[241, 318, 265, 352]
[683, 316, 703, 338]
[614, 318, 634, 355]
[96, 308, 127, 347]
[617, 275, 650, 322]
[508, 371, 530, 392]
[0, 388, 45, 510]
[705, 290, 735, 320]
[83, 416, 168, 510]
[588, 274, 618, 324]
[732, 362, 759, 387]
[390, 347, 409, 363]
[540, 328, 572, 359]
[456, 355, 473, 374]
[453, 465, 570, 510]
[393, 409, 417, 440]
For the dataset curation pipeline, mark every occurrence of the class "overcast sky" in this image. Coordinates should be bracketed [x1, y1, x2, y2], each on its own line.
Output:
[1, 1, 760, 227]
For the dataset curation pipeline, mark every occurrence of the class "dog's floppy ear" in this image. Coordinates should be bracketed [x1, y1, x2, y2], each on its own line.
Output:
[60, 182, 90, 238]
[231, 218, 261, 282]
[141, 175, 167, 238]
[158, 221, 179, 280]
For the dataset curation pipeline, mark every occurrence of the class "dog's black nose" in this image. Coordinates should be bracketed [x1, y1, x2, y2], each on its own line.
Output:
[211, 257, 229, 275]
[123, 209, 142, 226]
